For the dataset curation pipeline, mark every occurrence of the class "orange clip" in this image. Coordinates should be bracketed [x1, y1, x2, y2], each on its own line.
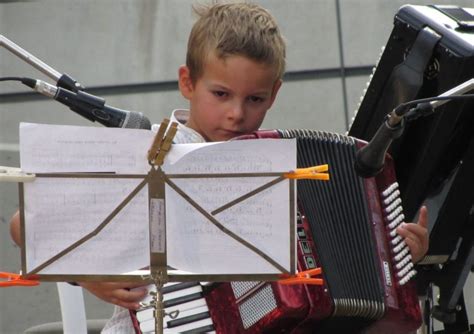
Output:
[284, 164, 330, 180]
[278, 267, 324, 286]
[0, 272, 40, 287]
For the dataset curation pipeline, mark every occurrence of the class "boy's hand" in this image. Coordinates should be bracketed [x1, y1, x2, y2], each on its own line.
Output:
[79, 281, 149, 310]
[396, 205, 429, 263]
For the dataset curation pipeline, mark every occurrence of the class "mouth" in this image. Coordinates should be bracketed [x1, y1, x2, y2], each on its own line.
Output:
[220, 129, 246, 139]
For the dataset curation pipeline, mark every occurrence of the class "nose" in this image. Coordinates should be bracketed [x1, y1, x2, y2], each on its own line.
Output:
[227, 102, 245, 122]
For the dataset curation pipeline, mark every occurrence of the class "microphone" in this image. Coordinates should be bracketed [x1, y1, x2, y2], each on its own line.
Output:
[354, 112, 405, 178]
[2, 35, 151, 129]
[30, 79, 151, 129]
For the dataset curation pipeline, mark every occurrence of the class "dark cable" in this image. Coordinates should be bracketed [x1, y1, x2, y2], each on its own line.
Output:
[0, 76, 36, 88]
[394, 94, 474, 117]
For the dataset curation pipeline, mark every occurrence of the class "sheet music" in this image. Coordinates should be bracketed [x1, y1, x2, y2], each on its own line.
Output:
[20, 122, 154, 173]
[162, 139, 296, 274]
[24, 177, 149, 274]
[20, 123, 296, 276]
[20, 123, 153, 275]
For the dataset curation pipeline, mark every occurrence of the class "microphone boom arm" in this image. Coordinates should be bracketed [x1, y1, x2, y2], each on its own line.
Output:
[0, 34, 83, 92]
[429, 78, 474, 109]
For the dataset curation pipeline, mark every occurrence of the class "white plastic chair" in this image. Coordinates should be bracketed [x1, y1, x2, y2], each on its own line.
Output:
[57, 282, 88, 334]
[24, 283, 106, 334]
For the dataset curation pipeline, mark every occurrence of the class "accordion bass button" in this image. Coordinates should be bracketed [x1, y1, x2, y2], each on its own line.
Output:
[393, 241, 406, 253]
[394, 246, 410, 261]
[386, 207, 403, 221]
[391, 235, 403, 245]
[383, 189, 401, 205]
[388, 214, 404, 229]
[397, 262, 414, 278]
[382, 183, 399, 197]
[395, 256, 411, 269]
[384, 198, 402, 213]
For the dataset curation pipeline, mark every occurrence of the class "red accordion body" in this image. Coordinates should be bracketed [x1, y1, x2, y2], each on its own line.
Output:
[132, 129, 422, 334]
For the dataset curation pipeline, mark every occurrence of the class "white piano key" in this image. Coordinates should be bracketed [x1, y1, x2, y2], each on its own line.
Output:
[137, 308, 154, 323]
[140, 318, 156, 333]
[137, 298, 208, 324]
[165, 298, 208, 316]
[164, 305, 210, 327]
[140, 285, 203, 305]
[162, 282, 201, 294]
[134, 283, 178, 307]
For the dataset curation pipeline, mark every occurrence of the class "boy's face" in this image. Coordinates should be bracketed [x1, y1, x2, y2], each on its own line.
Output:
[179, 53, 282, 142]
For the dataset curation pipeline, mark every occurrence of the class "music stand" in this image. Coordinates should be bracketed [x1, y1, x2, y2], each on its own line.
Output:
[12, 119, 313, 333]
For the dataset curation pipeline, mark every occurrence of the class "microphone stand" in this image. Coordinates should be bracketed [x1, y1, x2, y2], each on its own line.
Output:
[427, 78, 474, 109]
[0, 34, 84, 92]
[354, 78, 474, 178]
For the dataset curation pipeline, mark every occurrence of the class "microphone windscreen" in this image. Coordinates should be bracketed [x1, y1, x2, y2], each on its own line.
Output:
[123, 111, 152, 130]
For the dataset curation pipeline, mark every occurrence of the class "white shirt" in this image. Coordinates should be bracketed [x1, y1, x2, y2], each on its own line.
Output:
[152, 109, 206, 144]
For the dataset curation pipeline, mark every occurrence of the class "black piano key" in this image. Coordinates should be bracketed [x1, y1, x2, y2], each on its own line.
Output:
[180, 324, 215, 334]
[167, 311, 210, 328]
[163, 292, 203, 308]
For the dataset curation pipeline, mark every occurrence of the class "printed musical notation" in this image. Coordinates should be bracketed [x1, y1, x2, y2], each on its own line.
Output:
[20, 122, 154, 173]
[163, 139, 296, 275]
[20, 123, 153, 275]
[24, 177, 149, 275]
[20, 123, 296, 277]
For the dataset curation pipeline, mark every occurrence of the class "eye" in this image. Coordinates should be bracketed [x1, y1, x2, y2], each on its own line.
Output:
[213, 90, 228, 98]
[248, 95, 265, 103]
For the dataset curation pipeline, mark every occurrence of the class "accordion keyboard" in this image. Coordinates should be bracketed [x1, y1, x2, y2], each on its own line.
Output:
[135, 282, 215, 334]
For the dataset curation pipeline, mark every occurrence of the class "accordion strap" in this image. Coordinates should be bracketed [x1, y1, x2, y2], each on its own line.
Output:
[376, 26, 441, 117]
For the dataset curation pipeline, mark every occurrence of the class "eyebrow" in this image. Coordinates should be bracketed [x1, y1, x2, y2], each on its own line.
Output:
[208, 83, 271, 97]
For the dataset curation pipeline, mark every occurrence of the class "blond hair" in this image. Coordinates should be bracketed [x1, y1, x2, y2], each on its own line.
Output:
[186, 2, 286, 83]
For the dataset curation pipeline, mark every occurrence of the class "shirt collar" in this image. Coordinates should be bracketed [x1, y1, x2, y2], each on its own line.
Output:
[151, 109, 206, 144]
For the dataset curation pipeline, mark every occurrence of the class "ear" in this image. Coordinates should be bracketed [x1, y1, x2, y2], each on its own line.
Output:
[178, 65, 194, 100]
[268, 79, 282, 108]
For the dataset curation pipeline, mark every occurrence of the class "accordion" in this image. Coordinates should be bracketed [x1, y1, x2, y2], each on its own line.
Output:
[131, 130, 422, 334]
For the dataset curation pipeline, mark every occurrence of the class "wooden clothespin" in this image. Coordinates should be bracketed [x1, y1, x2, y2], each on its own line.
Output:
[147, 119, 178, 166]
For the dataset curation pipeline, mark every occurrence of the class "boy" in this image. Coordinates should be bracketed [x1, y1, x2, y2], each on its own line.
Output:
[10, 1, 428, 332]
